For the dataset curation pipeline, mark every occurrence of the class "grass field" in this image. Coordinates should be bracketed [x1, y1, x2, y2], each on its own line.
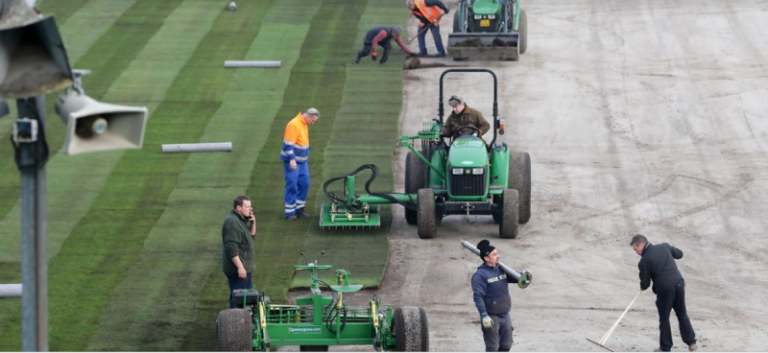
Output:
[0, 0, 407, 350]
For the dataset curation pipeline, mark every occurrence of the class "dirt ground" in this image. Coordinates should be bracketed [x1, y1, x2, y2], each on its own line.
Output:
[287, 0, 768, 351]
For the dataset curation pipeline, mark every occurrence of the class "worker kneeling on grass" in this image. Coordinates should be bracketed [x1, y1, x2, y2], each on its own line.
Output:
[354, 25, 414, 65]
[472, 240, 523, 352]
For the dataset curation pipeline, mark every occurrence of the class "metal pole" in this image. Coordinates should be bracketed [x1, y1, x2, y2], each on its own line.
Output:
[16, 96, 48, 351]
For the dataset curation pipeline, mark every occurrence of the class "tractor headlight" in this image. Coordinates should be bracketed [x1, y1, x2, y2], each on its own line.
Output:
[474, 15, 482, 20]
[472, 168, 484, 175]
[452, 168, 464, 175]
[488, 14, 496, 19]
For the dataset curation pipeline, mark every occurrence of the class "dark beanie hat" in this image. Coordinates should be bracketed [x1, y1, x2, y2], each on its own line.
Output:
[477, 239, 495, 259]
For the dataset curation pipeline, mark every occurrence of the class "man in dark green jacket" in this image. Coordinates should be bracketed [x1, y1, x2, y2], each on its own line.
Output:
[222, 195, 256, 308]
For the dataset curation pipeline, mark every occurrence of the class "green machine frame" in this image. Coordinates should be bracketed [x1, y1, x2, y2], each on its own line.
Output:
[215, 255, 428, 351]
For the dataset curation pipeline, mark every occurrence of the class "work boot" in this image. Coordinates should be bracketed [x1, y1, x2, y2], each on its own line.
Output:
[653, 349, 669, 352]
[296, 209, 311, 219]
[353, 55, 361, 64]
[436, 52, 446, 57]
[688, 343, 698, 352]
[417, 52, 428, 57]
[285, 214, 299, 221]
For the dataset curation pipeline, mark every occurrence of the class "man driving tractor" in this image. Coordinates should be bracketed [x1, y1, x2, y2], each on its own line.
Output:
[440, 95, 491, 138]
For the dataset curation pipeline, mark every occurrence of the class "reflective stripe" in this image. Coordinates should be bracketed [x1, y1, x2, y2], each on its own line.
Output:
[280, 150, 295, 156]
[294, 156, 308, 162]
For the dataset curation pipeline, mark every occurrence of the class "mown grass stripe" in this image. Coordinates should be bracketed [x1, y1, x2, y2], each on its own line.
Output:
[0, 0, 186, 256]
[88, 1, 318, 351]
[296, 0, 408, 288]
[240, 0, 367, 305]
[37, 0, 91, 25]
[58, 0, 139, 64]
[0, 0, 219, 349]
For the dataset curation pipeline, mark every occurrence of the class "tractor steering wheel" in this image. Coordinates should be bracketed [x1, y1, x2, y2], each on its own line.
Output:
[452, 124, 481, 139]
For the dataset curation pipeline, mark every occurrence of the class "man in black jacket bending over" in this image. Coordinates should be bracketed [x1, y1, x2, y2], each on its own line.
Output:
[630, 234, 697, 352]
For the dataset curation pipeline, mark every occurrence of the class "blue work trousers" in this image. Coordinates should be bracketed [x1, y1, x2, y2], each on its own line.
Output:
[224, 272, 252, 309]
[418, 24, 446, 55]
[283, 161, 310, 217]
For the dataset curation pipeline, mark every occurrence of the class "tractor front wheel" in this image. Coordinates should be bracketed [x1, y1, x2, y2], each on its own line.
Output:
[394, 306, 430, 352]
[499, 189, 520, 239]
[405, 152, 425, 225]
[417, 189, 436, 239]
[216, 309, 253, 352]
[510, 151, 532, 224]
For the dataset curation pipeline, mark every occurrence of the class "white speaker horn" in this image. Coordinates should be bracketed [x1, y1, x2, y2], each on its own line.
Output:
[55, 89, 148, 155]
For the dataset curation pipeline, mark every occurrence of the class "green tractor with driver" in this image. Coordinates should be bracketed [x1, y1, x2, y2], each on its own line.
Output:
[216, 253, 428, 351]
[448, 0, 528, 61]
[319, 68, 532, 239]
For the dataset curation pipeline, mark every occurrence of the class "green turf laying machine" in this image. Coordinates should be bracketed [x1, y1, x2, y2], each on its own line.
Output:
[447, 0, 528, 61]
[216, 254, 428, 351]
[320, 68, 532, 239]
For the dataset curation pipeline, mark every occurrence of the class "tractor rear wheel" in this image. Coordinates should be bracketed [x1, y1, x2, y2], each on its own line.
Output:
[417, 189, 436, 239]
[509, 151, 531, 224]
[499, 189, 520, 239]
[216, 309, 253, 351]
[405, 152, 425, 225]
[394, 306, 430, 352]
[300, 346, 329, 351]
[519, 9, 528, 54]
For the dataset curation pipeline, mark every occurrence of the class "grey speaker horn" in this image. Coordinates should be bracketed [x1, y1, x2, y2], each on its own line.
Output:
[55, 88, 148, 155]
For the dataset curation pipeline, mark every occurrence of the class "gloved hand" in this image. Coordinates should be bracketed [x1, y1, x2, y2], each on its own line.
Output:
[481, 314, 494, 329]
[518, 270, 533, 289]
[372, 51, 379, 61]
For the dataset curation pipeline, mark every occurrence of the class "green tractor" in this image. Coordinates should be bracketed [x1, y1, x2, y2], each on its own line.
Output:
[216, 253, 428, 351]
[447, 0, 528, 61]
[319, 68, 532, 239]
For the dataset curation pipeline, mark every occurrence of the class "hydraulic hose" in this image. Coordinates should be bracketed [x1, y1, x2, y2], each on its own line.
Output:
[323, 164, 418, 211]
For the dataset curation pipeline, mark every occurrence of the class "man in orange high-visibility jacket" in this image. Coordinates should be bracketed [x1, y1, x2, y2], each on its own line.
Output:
[280, 108, 320, 220]
[406, 0, 449, 57]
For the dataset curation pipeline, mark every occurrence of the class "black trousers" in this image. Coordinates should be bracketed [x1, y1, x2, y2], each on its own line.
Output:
[655, 280, 696, 351]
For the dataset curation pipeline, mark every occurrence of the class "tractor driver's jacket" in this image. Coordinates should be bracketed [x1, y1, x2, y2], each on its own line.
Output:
[638, 243, 684, 294]
[440, 104, 491, 138]
[472, 263, 518, 318]
[221, 210, 255, 273]
[411, 0, 448, 27]
[280, 113, 310, 164]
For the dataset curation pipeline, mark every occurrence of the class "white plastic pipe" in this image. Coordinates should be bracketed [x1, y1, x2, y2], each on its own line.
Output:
[161, 142, 232, 153]
[224, 61, 281, 68]
[0, 284, 22, 298]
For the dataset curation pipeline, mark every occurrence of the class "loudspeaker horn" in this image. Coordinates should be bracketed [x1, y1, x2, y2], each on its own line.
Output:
[0, 0, 72, 98]
[55, 88, 148, 155]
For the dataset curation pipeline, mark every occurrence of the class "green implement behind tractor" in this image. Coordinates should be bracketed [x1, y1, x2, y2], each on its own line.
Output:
[448, 0, 528, 61]
[216, 253, 429, 351]
[320, 69, 532, 239]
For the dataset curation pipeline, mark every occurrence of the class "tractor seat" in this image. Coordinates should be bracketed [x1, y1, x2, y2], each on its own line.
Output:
[232, 289, 260, 306]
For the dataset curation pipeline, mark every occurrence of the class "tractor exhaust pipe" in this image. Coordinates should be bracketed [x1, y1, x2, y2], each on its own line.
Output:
[461, 240, 532, 288]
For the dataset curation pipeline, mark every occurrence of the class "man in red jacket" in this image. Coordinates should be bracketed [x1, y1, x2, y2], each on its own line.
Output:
[354, 26, 414, 65]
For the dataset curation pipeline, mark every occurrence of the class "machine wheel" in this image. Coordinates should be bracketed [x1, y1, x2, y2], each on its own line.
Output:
[509, 151, 531, 224]
[300, 346, 329, 352]
[417, 189, 436, 239]
[499, 189, 519, 239]
[405, 152, 426, 225]
[394, 306, 429, 352]
[216, 309, 253, 352]
[519, 9, 528, 54]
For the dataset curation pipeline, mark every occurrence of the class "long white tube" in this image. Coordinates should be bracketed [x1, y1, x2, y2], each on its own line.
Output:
[600, 290, 643, 345]
[161, 142, 232, 153]
[0, 284, 22, 298]
[224, 61, 281, 68]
